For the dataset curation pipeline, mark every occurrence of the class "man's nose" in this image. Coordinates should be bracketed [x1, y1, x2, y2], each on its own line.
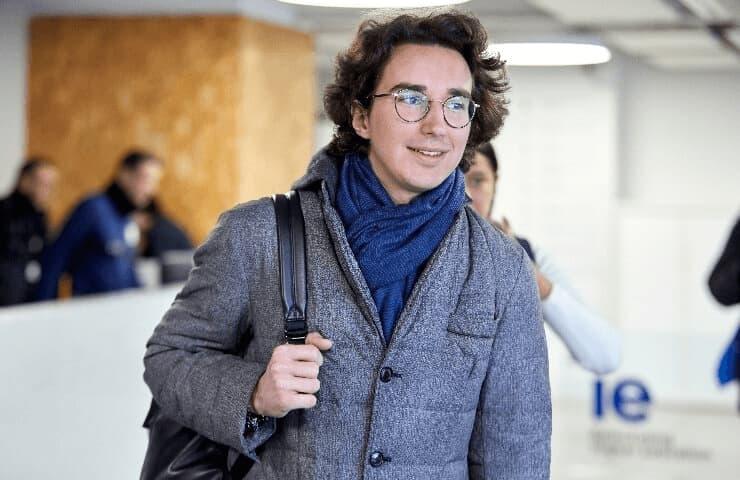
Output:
[419, 102, 447, 136]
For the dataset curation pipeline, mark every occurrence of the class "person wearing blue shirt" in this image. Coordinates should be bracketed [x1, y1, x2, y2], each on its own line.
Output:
[36, 150, 163, 299]
[708, 217, 740, 407]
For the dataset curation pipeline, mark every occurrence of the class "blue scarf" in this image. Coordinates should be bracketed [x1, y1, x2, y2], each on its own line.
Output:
[336, 152, 466, 341]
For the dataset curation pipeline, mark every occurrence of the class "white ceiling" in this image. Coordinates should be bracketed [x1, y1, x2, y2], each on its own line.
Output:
[13, 0, 740, 72]
[528, 0, 684, 25]
[528, 0, 740, 71]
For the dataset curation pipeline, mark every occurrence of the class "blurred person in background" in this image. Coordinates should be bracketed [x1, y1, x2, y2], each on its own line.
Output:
[138, 199, 192, 259]
[709, 216, 740, 307]
[0, 158, 58, 306]
[36, 150, 163, 299]
[465, 142, 621, 374]
[708, 216, 740, 407]
[137, 197, 194, 286]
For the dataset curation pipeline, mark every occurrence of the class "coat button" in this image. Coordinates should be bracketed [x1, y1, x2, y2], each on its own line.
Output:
[369, 451, 384, 467]
[379, 367, 393, 383]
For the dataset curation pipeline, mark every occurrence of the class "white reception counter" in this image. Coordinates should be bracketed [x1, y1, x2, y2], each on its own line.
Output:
[1, 286, 738, 479]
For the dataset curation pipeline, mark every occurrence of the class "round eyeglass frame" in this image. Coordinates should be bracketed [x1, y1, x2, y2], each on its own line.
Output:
[370, 89, 479, 129]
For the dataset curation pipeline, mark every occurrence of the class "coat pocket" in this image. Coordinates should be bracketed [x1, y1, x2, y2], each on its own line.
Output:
[446, 310, 498, 338]
[442, 309, 498, 409]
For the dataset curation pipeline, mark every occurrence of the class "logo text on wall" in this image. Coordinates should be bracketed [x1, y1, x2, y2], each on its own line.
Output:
[593, 378, 651, 422]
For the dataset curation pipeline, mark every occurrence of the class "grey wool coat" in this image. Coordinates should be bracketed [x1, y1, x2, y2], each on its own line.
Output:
[143, 148, 552, 480]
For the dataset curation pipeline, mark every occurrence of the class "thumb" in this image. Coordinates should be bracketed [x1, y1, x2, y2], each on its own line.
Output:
[305, 331, 333, 351]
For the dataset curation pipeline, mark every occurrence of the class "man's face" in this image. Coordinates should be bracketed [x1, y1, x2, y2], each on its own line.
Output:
[118, 161, 163, 208]
[352, 43, 473, 204]
[465, 152, 497, 219]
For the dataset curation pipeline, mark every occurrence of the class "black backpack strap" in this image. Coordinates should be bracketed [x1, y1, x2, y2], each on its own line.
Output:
[272, 191, 307, 345]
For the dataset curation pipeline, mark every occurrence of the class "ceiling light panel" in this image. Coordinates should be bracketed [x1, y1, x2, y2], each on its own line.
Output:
[278, 0, 470, 7]
[527, 0, 683, 25]
[489, 42, 611, 66]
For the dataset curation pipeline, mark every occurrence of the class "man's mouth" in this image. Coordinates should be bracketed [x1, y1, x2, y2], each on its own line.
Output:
[408, 147, 447, 158]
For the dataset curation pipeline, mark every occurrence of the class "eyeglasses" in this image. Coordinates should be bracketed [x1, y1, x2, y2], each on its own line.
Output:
[371, 88, 479, 129]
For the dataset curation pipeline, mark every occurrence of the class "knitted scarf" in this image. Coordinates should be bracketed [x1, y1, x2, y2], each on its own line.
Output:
[336, 152, 466, 341]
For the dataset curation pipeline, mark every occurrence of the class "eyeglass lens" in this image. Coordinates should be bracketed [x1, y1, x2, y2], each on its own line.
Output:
[394, 89, 474, 128]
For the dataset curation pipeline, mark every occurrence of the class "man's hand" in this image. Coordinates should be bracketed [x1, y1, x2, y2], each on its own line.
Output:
[535, 268, 553, 300]
[491, 216, 513, 237]
[250, 332, 333, 418]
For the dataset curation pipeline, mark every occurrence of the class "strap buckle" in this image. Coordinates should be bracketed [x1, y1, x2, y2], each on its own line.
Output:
[284, 311, 307, 344]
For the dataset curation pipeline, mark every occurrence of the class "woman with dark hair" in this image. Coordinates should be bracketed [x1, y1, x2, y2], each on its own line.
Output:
[466, 143, 622, 374]
[144, 9, 550, 479]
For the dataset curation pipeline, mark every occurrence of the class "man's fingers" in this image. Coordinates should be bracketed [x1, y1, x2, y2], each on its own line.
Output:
[291, 393, 318, 410]
[290, 360, 321, 379]
[286, 377, 321, 394]
[275, 343, 324, 364]
[501, 216, 513, 234]
[306, 331, 333, 351]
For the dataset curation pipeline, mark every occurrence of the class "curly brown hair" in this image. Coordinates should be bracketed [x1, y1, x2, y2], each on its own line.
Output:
[324, 9, 509, 172]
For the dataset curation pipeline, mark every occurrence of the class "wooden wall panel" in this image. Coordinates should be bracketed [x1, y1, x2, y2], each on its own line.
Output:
[27, 16, 314, 243]
[238, 19, 316, 200]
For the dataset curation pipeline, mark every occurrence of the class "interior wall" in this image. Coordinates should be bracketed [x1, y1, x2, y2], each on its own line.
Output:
[238, 19, 315, 200]
[619, 58, 740, 208]
[0, 1, 28, 194]
[615, 58, 740, 338]
[27, 16, 314, 243]
[493, 65, 618, 318]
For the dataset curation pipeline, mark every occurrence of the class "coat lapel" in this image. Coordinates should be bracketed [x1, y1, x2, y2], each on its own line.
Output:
[318, 183, 386, 348]
[386, 210, 470, 349]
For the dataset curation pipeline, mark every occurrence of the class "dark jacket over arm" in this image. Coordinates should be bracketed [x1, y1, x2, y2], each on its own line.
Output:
[709, 217, 740, 306]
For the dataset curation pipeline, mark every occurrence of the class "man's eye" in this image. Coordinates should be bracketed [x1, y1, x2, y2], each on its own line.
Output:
[399, 92, 426, 106]
[446, 97, 468, 111]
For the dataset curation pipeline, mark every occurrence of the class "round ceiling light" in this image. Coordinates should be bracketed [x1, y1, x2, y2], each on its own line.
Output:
[489, 42, 612, 67]
[277, 0, 471, 7]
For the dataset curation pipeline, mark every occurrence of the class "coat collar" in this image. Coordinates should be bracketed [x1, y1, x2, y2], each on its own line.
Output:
[292, 147, 342, 202]
[292, 146, 474, 206]
[315, 181, 475, 348]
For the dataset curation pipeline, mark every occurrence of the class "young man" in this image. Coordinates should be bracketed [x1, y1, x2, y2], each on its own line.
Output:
[36, 150, 163, 299]
[144, 10, 551, 479]
[0, 158, 57, 306]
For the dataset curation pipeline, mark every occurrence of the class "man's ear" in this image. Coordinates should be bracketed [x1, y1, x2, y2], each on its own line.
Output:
[351, 101, 371, 140]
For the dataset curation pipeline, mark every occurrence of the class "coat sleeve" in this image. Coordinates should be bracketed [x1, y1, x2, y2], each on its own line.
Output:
[535, 245, 622, 374]
[468, 251, 552, 480]
[143, 204, 277, 460]
[36, 201, 95, 300]
[708, 218, 740, 306]
[542, 284, 621, 374]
